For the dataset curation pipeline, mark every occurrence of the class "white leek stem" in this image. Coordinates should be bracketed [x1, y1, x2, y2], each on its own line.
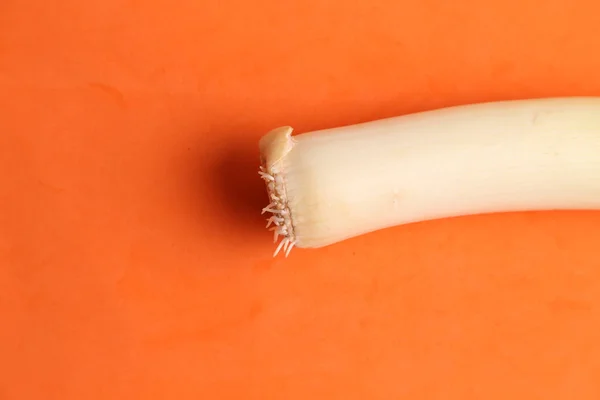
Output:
[258, 97, 600, 256]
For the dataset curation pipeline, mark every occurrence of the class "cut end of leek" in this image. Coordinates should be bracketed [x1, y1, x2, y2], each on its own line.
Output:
[258, 97, 600, 256]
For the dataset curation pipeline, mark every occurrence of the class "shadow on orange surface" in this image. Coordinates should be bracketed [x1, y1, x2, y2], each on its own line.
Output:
[209, 138, 267, 231]
[171, 120, 272, 258]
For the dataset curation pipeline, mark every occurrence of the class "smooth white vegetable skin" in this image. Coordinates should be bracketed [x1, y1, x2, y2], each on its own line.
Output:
[259, 97, 600, 252]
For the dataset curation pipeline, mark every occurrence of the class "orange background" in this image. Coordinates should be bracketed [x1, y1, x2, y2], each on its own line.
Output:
[2, 0, 600, 398]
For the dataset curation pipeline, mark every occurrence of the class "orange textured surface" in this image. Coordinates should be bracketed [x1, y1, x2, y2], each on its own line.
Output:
[2, 0, 600, 398]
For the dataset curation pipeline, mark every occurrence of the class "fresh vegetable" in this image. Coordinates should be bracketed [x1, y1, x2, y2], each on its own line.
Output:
[258, 97, 600, 256]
